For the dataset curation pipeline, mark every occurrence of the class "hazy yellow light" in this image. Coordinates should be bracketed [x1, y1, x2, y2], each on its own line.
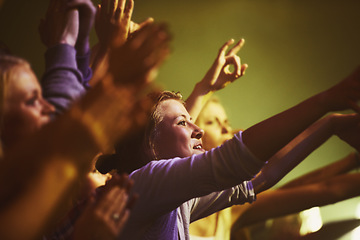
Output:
[299, 207, 323, 235]
[351, 226, 360, 240]
[355, 202, 360, 219]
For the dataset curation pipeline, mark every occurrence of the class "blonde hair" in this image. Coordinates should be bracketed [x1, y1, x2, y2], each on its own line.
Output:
[0, 54, 31, 158]
[196, 95, 221, 126]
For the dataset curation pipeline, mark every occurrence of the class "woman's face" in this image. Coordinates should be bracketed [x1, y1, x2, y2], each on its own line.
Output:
[152, 99, 205, 159]
[196, 101, 233, 150]
[2, 66, 55, 147]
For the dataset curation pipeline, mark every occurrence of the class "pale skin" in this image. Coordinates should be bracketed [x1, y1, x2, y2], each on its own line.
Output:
[232, 154, 360, 231]
[186, 61, 360, 238]
[186, 39, 248, 121]
[195, 100, 234, 150]
[184, 38, 360, 238]
[0, 1, 171, 239]
[191, 100, 360, 238]
[39, 0, 96, 55]
[90, 0, 155, 86]
[153, 98, 360, 177]
[153, 99, 205, 159]
[242, 65, 360, 162]
[154, 98, 360, 240]
[186, 39, 360, 163]
[2, 65, 55, 152]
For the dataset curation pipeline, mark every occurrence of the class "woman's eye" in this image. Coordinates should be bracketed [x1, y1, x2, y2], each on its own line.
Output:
[178, 120, 186, 126]
[205, 121, 213, 125]
[25, 97, 37, 106]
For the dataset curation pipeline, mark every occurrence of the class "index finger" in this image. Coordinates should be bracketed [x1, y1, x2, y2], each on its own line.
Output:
[227, 38, 245, 56]
[217, 39, 235, 58]
[117, 0, 126, 12]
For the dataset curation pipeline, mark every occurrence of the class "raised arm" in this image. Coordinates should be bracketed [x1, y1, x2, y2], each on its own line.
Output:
[39, 0, 94, 114]
[69, 0, 96, 86]
[231, 172, 360, 232]
[186, 39, 247, 120]
[90, 0, 156, 86]
[90, 0, 133, 86]
[251, 113, 360, 194]
[242, 66, 360, 162]
[0, 22, 170, 240]
[68, 0, 96, 56]
[280, 152, 360, 189]
[231, 115, 360, 231]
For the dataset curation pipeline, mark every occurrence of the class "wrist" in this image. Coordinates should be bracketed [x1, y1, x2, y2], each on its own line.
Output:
[194, 81, 212, 96]
[309, 93, 330, 115]
[76, 40, 90, 56]
[59, 37, 77, 48]
[251, 172, 268, 194]
[327, 113, 340, 134]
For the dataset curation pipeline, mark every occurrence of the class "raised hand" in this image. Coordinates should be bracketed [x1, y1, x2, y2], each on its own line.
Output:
[129, 17, 155, 36]
[107, 22, 171, 86]
[67, 0, 96, 55]
[185, 39, 247, 120]
[90, 0, 138, 86]
[39, 0, 79, 48]
[95, 0, 134, 49]
[73, 174, 136, 240]
[199, 38, 248, 92]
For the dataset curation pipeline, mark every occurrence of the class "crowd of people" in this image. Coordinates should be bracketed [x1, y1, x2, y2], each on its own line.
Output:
[1, 0, 360, 239]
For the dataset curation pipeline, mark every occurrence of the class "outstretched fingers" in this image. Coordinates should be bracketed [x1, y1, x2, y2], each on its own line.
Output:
[130, 17, 155, 33]
[227, 38, 245, 56]
[217, 38, 235, 59]
[122, 0, 134, 26]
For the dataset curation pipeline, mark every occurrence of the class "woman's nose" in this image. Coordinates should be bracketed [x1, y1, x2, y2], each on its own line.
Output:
[41, 98, 55, 115]
[221, 124, 233, 134]
[192, 125, 204, 139]
[221, 125, 229, 134]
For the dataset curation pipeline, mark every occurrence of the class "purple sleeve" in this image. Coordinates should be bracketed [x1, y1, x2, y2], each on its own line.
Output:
[128, 131, 263, 222]
[189, 181, 255, 222]
[41, 44, 86, 115]
[76, 50, 92, 89]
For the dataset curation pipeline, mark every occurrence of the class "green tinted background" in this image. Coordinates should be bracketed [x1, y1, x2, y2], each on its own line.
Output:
[1, 0, 360, 239]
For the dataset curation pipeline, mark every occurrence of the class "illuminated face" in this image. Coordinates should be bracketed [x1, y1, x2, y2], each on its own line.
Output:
[152, 99, 205, 159]
[2, 66, 55, 148]
[196, 101, 233, 150]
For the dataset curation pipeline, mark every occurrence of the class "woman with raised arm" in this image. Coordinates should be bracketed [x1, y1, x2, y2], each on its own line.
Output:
[189, 96, 360, 240]
[117, 87, 359, 240]
[184, 38, 360, 240]
[0, 1, 170, 239]
[90, 0, 155, 87]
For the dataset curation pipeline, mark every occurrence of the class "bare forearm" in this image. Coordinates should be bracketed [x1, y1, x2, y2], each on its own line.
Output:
[234, 172, 360, 229]
[281, 152, 360, 189]
[186, 82, 213, 120]
[243, 65, 360, 162]
[243, 94, 326, 162]
[251, 114, 334, 194]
